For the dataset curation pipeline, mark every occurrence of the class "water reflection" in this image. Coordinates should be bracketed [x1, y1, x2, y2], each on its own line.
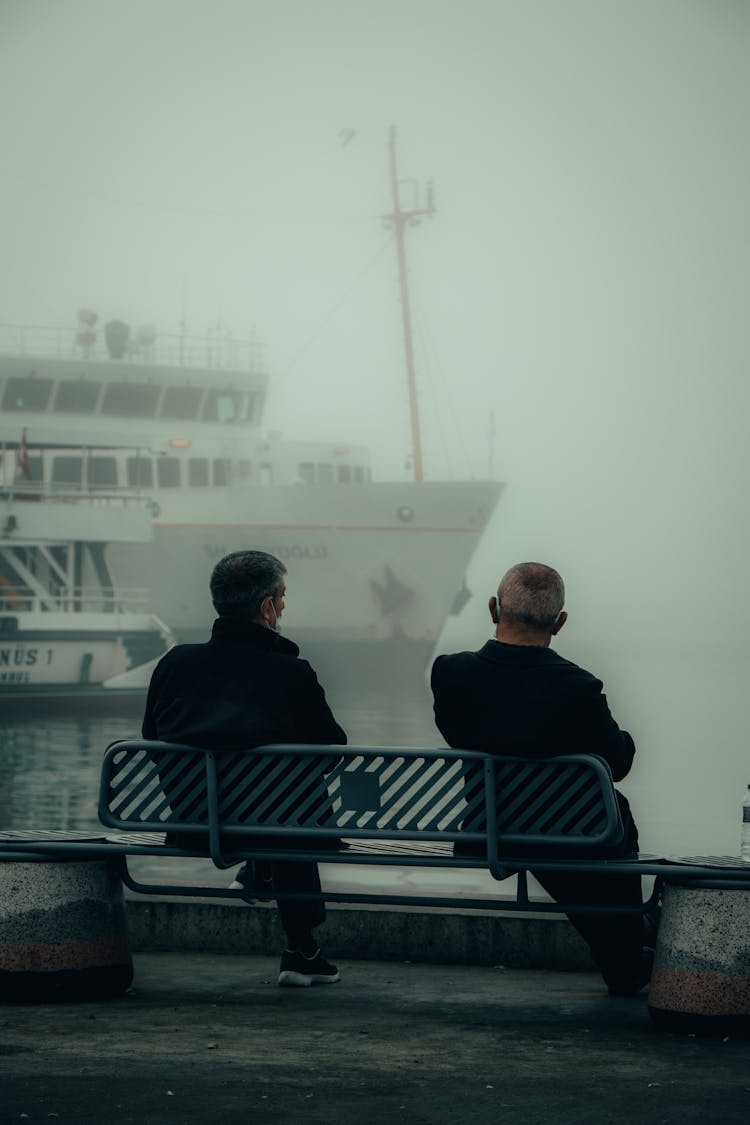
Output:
[0, 714, 143, 833]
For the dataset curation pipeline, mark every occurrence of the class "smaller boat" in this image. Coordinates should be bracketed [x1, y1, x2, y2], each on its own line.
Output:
[0, 456, 174, 706]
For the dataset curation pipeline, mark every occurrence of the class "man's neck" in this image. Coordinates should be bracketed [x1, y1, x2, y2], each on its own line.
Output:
[495, 624, 552, 647]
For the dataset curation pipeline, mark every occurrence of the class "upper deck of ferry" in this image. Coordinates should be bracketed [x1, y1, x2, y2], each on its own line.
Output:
[0, 320, 269, 431]
[0, 320, 372, 489]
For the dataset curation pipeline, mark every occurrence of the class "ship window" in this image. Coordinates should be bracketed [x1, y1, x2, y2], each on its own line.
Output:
[25, 456, 43, 483]
[213, 459, 231, 486]
[353, 466, 364, 483]
[2, 377, 54, 412]
[55, 380, 102, 413]
[88, 456, 117, 487]
[337, 464, 351, 484]
[127, 456, 153, 487]
[238, 460, 252, 479]
[52, 456, 83, 485]
[202, 389, 245, 423]
[160, 385, 203, 420]
[298, 462, 315, 484]
[102, 382, 161, 417]
[188, 458, 209, 486]
[157, 457, 180, 487]
[317, 463, 333, 484]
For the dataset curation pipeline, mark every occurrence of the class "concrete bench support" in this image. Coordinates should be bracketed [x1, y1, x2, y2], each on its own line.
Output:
[648, 881, 750, 1033]
[0, 858, 133, 1000]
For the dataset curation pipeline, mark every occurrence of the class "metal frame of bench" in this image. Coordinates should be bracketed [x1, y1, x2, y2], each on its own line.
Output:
[2, 740, 750, 915]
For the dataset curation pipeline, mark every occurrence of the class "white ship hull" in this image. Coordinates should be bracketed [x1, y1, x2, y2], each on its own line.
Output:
[0, 613, 169, 694]
[107, 479, 501, 652]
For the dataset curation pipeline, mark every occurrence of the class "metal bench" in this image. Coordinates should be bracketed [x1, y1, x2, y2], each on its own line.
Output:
[3, 739, 749, 916]
[98, 742, 634, 909]
[95, 739, 662, 916]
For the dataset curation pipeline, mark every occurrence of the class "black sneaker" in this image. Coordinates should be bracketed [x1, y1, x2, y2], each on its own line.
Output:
[228, 861, 273, 900]
[228, 863, 250, 891]
[228, 863, 259, 903]
[278, 949, 340, 987]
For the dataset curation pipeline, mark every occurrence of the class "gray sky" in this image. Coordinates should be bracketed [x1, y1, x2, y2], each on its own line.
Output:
[2, 0, 749, 848]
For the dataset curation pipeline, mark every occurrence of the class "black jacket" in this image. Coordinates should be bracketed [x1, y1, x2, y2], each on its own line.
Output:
[431, 640, 634, 782]
[142, 617, 346, 750]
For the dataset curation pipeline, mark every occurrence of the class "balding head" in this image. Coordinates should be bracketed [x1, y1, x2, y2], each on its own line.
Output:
[492, 562, 566, 642]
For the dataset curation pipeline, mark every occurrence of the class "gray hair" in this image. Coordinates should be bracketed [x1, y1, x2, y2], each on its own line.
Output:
[497, 562, 565, 631]
[209, 550, 286, 619]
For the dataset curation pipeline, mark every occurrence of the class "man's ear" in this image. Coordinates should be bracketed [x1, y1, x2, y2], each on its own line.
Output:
[551, 610, 567, 635]
[488, 596, 500, 624]
[259, 594, 274, 626]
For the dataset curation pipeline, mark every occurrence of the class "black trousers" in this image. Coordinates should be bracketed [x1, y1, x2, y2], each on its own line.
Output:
[157, 749, 337, 947]
[456, 791, 646, 989]
[528, 793, 645, 989]
[163, 830, 326, 944]
[246, 855, 326, 944]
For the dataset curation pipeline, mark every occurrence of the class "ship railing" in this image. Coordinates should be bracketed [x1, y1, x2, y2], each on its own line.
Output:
[0, 480, 154, 509]
[0, 586, 151, 615]
[0, 322, 262, 372]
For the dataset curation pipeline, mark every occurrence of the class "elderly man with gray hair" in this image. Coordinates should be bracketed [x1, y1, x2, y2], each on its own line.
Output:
[143, 549, 346, 988]
[431, 561, 652, 997]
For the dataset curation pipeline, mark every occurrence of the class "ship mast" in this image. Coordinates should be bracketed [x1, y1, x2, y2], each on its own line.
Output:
[383, 126, 435, 483]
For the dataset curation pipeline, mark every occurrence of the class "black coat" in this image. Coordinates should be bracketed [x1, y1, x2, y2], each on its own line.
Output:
[431, 640, 634, 782]
[142, 617, 346, 750]
[141, 618, 346, 851]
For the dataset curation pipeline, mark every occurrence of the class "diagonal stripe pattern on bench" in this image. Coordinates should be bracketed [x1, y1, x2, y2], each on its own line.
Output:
[100, 741, 623, 850]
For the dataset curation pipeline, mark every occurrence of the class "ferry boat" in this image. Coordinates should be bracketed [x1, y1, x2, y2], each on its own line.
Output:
[0, 469, 175, 702]
[0, 331, 500, 684]
[0, 131, 503, 685]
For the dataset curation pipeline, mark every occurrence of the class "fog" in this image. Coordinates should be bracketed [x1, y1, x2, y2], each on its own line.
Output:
[2, 0, 749, 856]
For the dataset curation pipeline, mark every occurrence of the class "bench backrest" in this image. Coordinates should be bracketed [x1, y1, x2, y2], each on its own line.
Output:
[100, 741, 624, 864]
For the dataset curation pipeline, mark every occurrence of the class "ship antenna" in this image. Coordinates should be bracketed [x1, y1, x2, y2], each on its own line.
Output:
[383, 126, 435, 483]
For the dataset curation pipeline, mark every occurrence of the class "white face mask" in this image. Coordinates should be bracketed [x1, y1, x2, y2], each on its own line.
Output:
[268, 602, 282, 633]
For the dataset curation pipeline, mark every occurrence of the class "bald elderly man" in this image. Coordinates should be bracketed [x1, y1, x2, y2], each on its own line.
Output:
[431, 561, 652, 997]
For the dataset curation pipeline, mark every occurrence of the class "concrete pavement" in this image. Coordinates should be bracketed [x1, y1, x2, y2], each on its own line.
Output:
[2, 952, 748, 1125]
